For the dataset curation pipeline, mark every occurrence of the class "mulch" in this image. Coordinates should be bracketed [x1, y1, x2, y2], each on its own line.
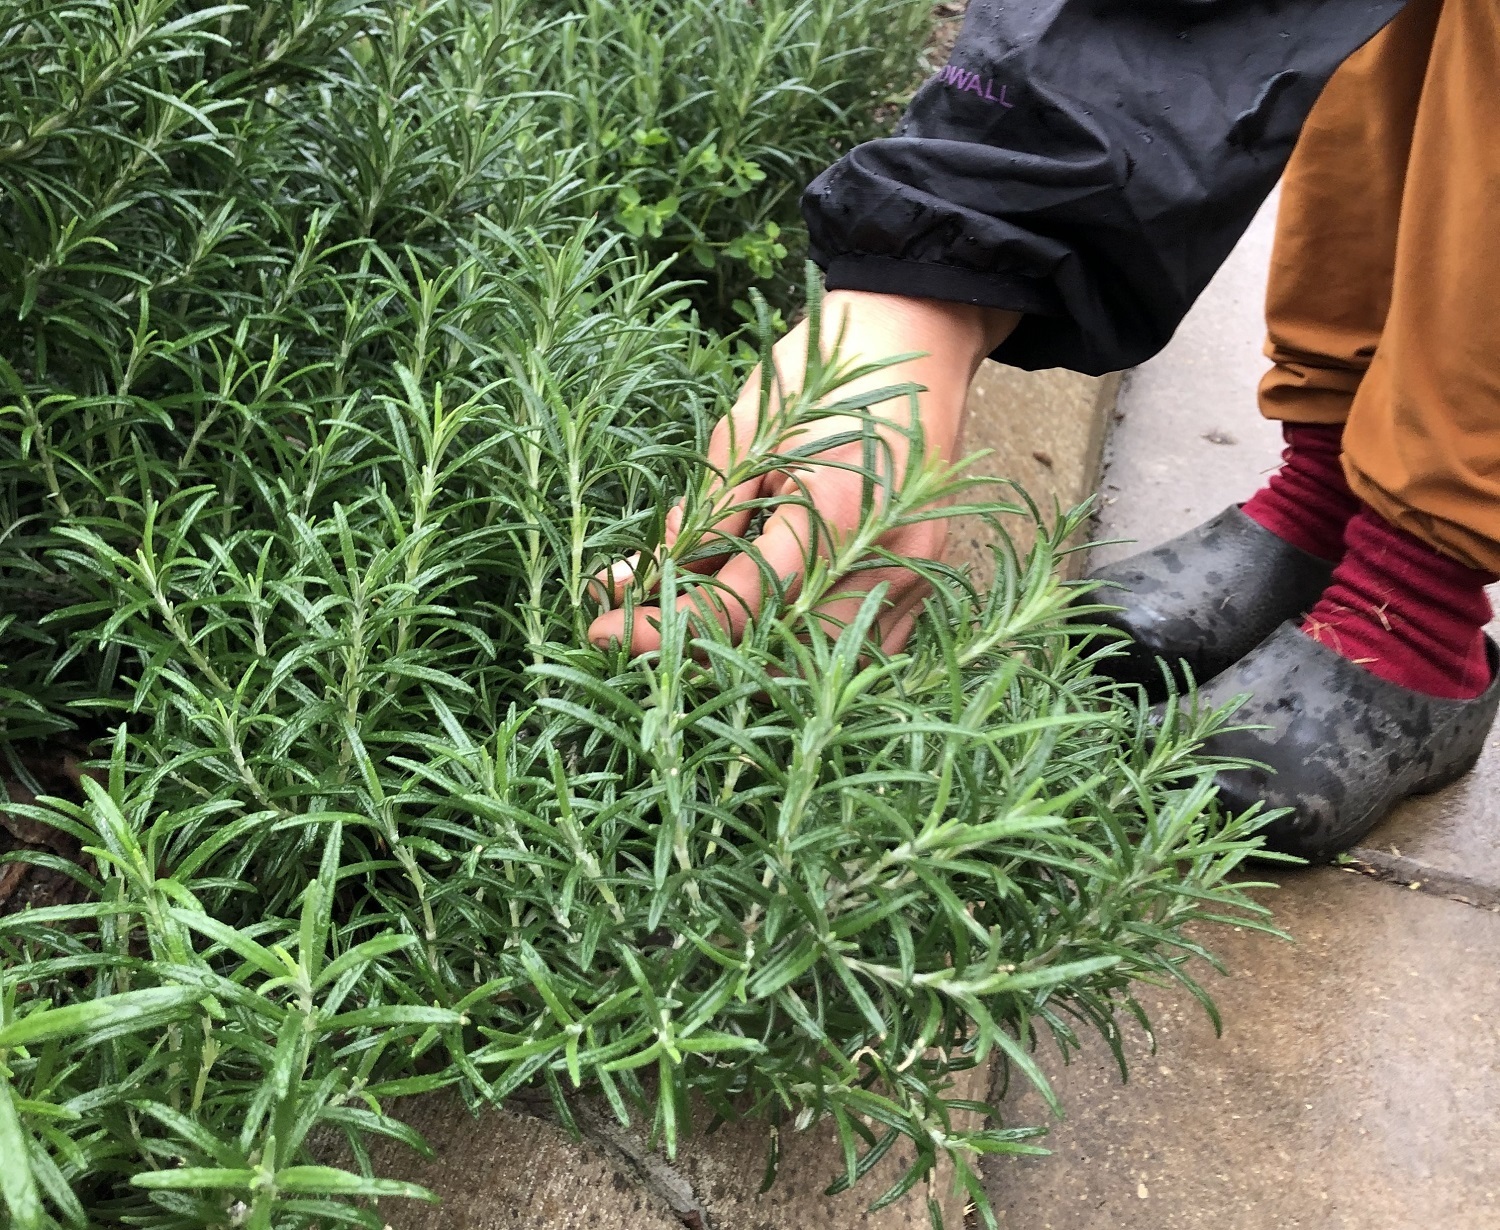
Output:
[1, 745, 94, 916]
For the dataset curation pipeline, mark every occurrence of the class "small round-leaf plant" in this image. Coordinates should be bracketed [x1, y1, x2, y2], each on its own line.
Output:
[0, 3, 1279, 1228]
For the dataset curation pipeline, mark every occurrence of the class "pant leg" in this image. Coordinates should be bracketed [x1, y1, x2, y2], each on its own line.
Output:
[1341, 0, 1500, 573]
[1257, 0, 1443, 426]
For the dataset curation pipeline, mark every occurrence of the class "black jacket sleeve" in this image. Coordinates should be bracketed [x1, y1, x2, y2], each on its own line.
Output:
[802, 1, 1409, 375]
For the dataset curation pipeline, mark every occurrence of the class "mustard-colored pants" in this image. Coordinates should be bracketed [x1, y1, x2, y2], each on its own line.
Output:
[1259, 0, 1500, 573]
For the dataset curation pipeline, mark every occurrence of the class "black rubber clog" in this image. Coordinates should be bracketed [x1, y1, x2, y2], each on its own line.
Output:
[1185, 623, 1500, 862]
[1085, 505, 1335, 701]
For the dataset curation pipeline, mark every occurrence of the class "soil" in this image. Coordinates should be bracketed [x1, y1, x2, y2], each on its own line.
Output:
[1, 744, 95, 915]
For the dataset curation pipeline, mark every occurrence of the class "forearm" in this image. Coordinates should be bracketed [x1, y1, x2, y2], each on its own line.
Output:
[817, 291, 1019, 372]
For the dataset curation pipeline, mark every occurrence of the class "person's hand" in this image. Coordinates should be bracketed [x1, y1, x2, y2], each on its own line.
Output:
[587, 290, 1019, 656]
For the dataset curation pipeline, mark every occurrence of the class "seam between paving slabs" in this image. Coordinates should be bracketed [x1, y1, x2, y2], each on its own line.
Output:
[1343, 848, 1500, 912]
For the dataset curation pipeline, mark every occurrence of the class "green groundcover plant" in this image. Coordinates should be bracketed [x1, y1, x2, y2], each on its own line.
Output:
[0, 3, 1277, 1228]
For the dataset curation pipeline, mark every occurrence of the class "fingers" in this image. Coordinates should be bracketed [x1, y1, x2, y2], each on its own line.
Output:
[675, 475, 760, 574]
[590, 468, 766, 612]
[878, 606, 921, 657]
[585, 602, 660, 656]
[587, 502, 941, 658]
[584, 559, 932, 658]
[591, 386, 778, 610]
[803, 563, 933, 655]
[587, 500, 817, 653]
[584, 301, 971, 658]
[692, 501, 818, 641]
[709, 321, 809, 474]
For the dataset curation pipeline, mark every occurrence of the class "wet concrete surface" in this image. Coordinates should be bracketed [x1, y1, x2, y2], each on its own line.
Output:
[984, 191, 1500, 1228]
[952, 363, 1117, 588]
[986, 871, 1500, 1229]
[1358, 608, 1500, 901]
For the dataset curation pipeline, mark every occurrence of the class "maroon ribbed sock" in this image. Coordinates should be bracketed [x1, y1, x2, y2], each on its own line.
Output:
[1301, 505, 1495, 700]
[1241, 422, 1361, 563]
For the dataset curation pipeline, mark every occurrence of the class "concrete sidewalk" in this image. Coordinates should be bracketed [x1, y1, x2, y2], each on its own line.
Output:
[982, 196, 1500, 1228]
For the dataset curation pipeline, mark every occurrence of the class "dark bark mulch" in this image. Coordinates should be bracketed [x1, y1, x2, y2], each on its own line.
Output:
[1, 744, 95, 916]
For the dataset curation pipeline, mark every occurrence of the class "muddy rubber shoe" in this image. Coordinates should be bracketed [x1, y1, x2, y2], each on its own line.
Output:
[1085, 505, 1336, 700]
[1188, 623, 1500, 862]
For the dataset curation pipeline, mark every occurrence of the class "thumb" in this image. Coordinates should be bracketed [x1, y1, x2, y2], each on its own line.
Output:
[587, 502, 688, 607]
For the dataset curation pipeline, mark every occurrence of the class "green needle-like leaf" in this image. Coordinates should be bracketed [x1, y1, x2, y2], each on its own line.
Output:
[0, 4, 1274, 1228]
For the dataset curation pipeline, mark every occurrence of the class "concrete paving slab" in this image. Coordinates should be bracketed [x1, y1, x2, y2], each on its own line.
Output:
[367, 1078, 983, 1230]
[1353, 601, 1500, 902]
[983, 869, 1500, 1229]
[670, 1075, 982, 1230]
[367, 1094, 685, 1230]
[952, 363, 1118, 587]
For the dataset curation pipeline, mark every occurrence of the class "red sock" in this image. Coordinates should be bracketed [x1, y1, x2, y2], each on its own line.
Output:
[1241, 422, 1361, 562]
[1301, 505, 1495, 700]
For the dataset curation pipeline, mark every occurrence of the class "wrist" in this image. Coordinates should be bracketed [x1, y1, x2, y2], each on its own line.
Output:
[820, 290, 1019, 371]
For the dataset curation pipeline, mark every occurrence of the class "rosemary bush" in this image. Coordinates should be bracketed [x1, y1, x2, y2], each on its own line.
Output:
[0, 3, 1272, 1228]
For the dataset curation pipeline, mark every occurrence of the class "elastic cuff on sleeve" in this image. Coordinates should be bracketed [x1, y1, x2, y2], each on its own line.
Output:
[823, 255, 1064, 318]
